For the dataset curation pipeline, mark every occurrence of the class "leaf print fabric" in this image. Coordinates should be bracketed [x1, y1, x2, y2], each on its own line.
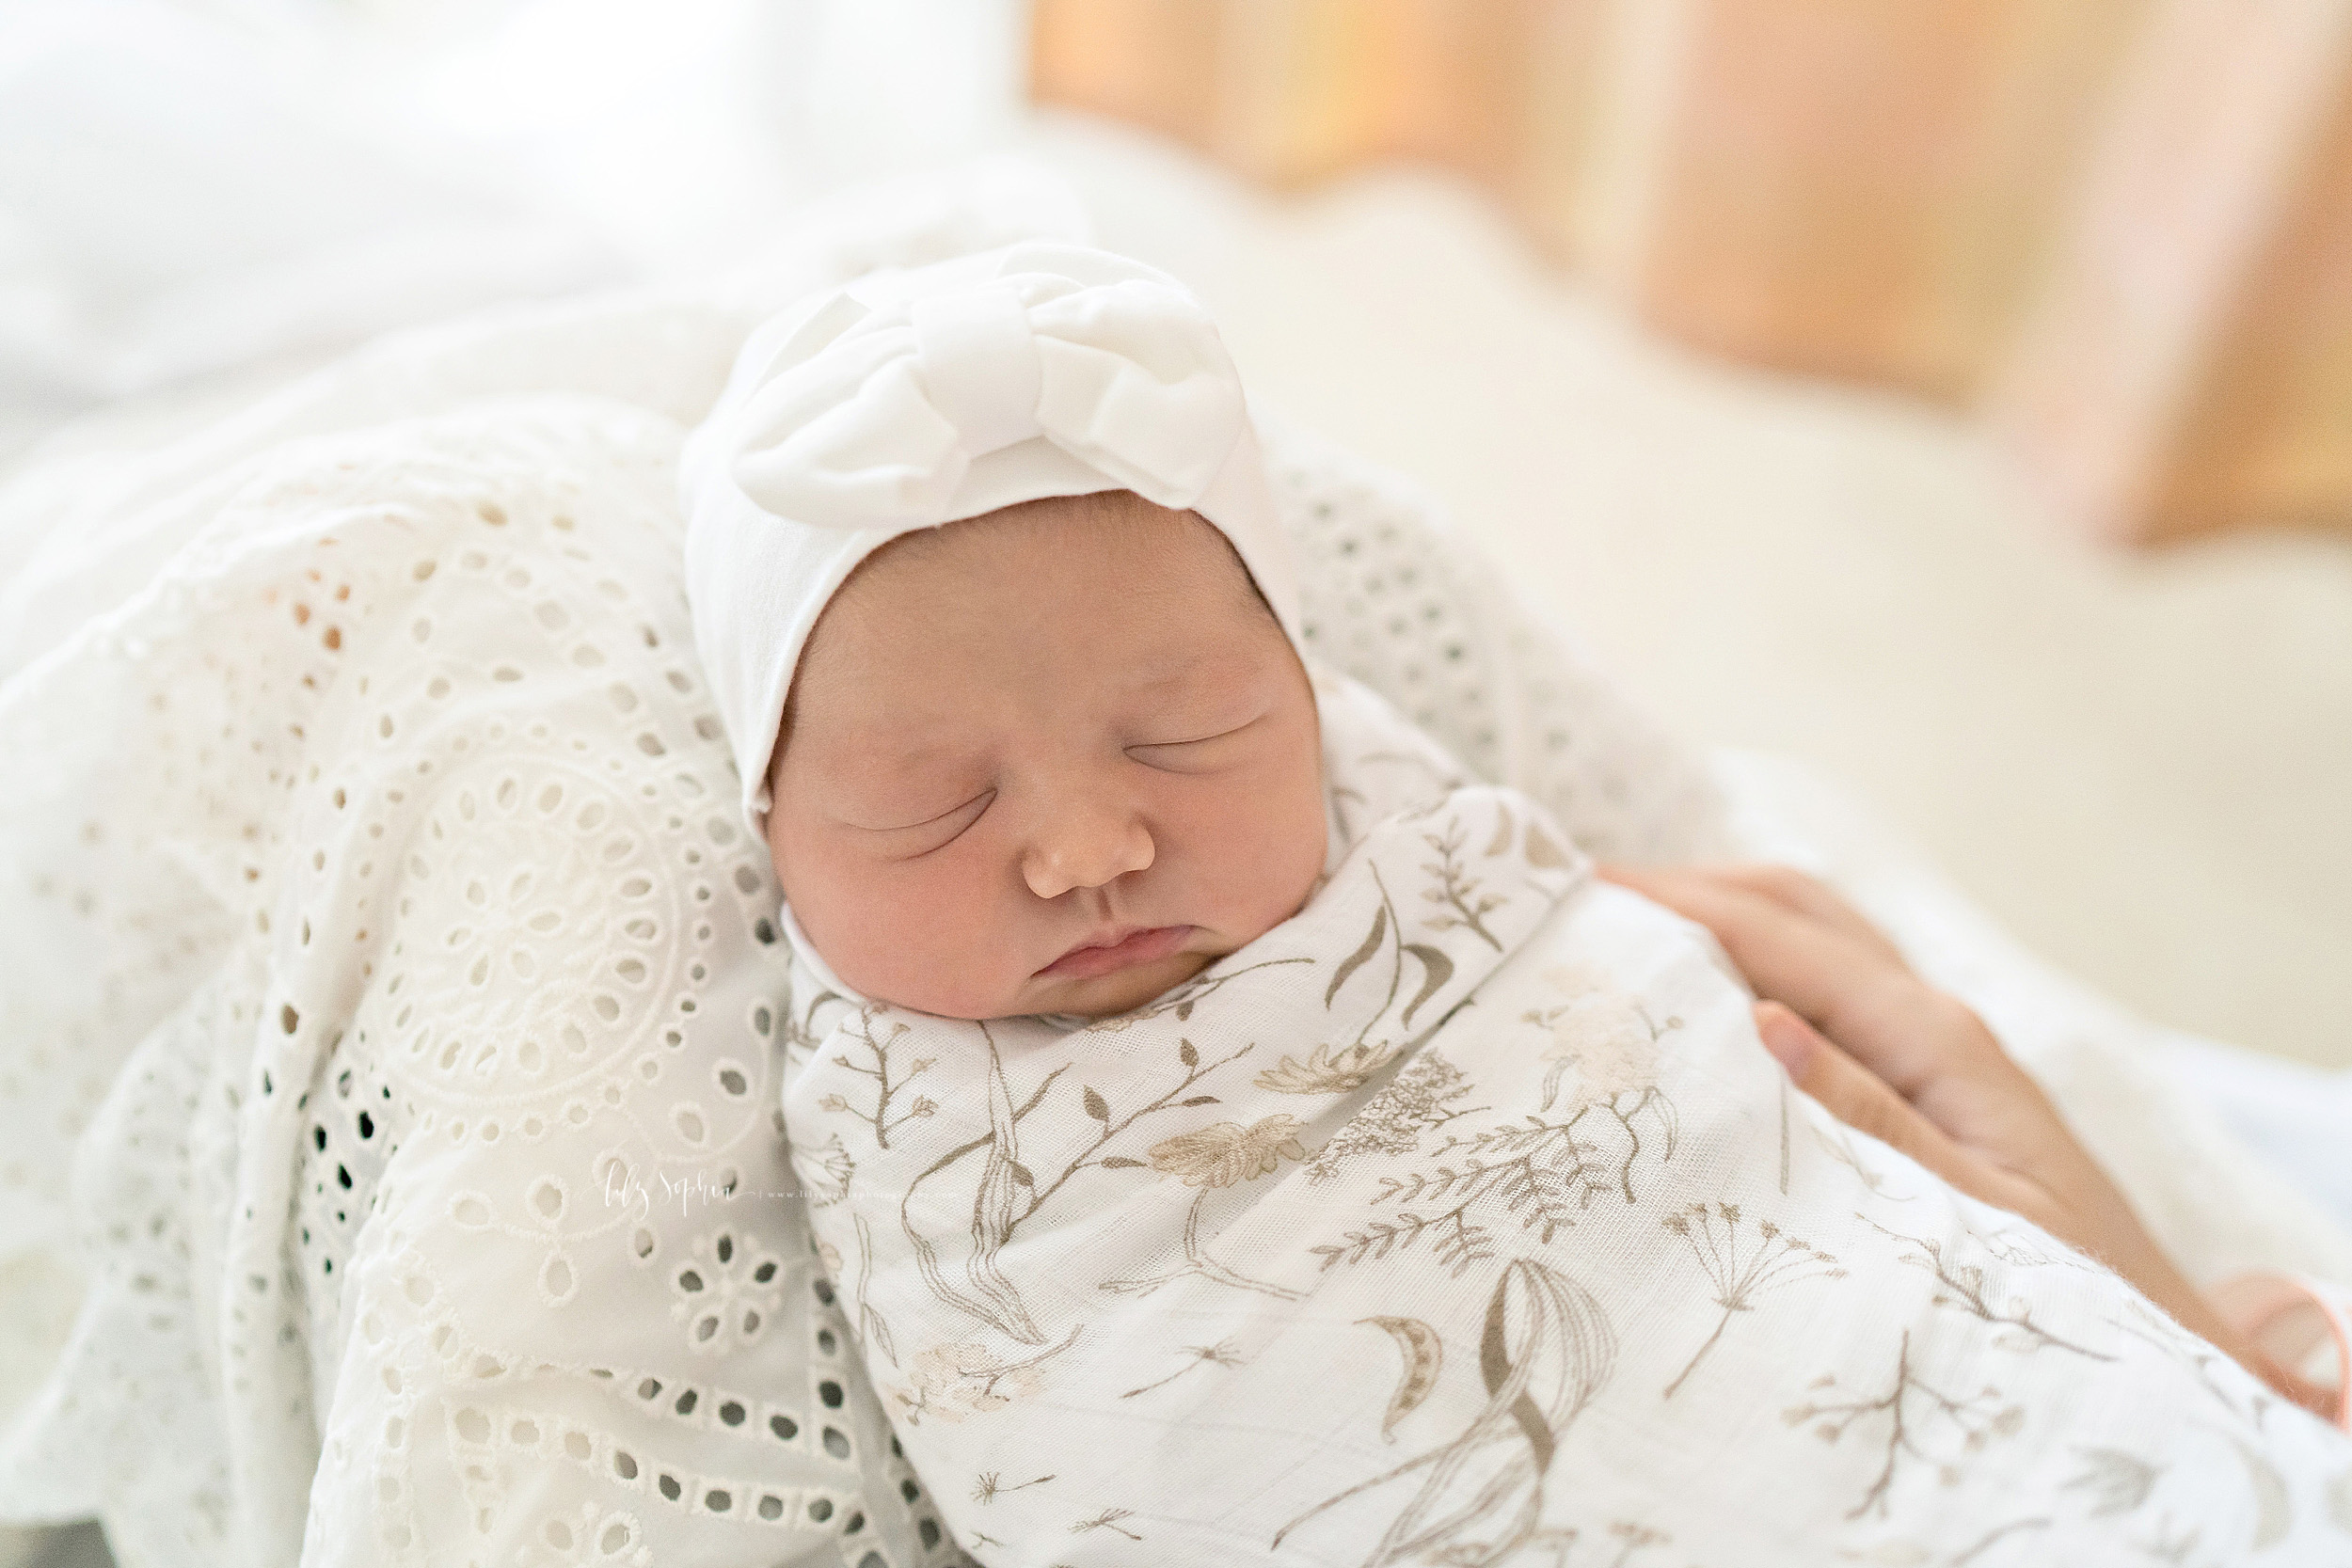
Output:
[1147, 1116, 1311, 1188]
[778, 666, 2352, 1567]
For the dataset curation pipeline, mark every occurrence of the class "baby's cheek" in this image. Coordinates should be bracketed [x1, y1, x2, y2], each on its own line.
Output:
[1184, 772, 1327, 942]
[823, 861, 1015, 1015]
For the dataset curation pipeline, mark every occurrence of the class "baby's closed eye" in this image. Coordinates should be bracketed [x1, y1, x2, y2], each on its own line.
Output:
[1124, 713, 1271, 772]
[849, 789, 996, 853]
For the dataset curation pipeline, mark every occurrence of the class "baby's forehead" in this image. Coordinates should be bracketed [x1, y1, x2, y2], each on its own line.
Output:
[780, 499, 1281, 749]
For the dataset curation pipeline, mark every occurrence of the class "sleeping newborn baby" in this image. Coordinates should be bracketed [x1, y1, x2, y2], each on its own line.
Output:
[682, 243, 2348, 1566]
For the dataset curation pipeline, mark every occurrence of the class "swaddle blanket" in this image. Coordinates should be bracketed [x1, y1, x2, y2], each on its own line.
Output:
[781, 668, 2352, 1566]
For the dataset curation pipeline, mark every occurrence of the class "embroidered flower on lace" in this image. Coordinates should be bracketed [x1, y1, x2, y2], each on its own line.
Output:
[524, 1501, 654, 1567]
[670, 1227, 786, 1354]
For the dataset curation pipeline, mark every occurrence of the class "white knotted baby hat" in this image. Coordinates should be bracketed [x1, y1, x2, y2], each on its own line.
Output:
[681, 239, 1304, 844]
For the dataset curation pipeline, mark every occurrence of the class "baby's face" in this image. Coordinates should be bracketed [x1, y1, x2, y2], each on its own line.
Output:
[767, 494, 1327, 1020]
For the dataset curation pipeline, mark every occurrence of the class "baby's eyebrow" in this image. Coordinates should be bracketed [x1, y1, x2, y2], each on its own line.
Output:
[839, 736, 967, 775]
[823, 719, 986, 779]
[1124, 647, 1238, 695]
[809, 646, 1251, 773]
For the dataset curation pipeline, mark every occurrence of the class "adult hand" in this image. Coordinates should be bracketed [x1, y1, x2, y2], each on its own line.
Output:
[1598, 862, 2332, 1418]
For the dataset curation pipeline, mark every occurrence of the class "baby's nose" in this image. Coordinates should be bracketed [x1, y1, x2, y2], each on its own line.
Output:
[1021, 800, 1154, 900]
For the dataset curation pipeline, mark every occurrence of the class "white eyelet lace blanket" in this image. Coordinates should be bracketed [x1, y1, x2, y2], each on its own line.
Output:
[780, 665, 2352, 1566]
[0, 399, 967, 1568]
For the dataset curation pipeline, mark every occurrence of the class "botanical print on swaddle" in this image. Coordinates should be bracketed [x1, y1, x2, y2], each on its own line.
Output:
[779, 667, 2352, 1566]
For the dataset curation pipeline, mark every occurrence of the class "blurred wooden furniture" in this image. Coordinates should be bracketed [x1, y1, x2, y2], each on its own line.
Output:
[1029, 0, 2352, 545]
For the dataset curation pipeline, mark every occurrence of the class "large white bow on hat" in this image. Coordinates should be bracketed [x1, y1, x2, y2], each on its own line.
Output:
[680, 240, 1301, 844]
[730, 261, 1248, 525]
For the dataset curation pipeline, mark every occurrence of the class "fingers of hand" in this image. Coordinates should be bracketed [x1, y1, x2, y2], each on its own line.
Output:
[1755, 1002, 1989, 1199]
[1601, 861, 1906, 965]
[1600, 866, 1950, 1096]
[1704, 863, 1908, 965]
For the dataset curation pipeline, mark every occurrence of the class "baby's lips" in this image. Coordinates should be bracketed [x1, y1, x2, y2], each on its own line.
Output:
[1036, 924, 1193, 981]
